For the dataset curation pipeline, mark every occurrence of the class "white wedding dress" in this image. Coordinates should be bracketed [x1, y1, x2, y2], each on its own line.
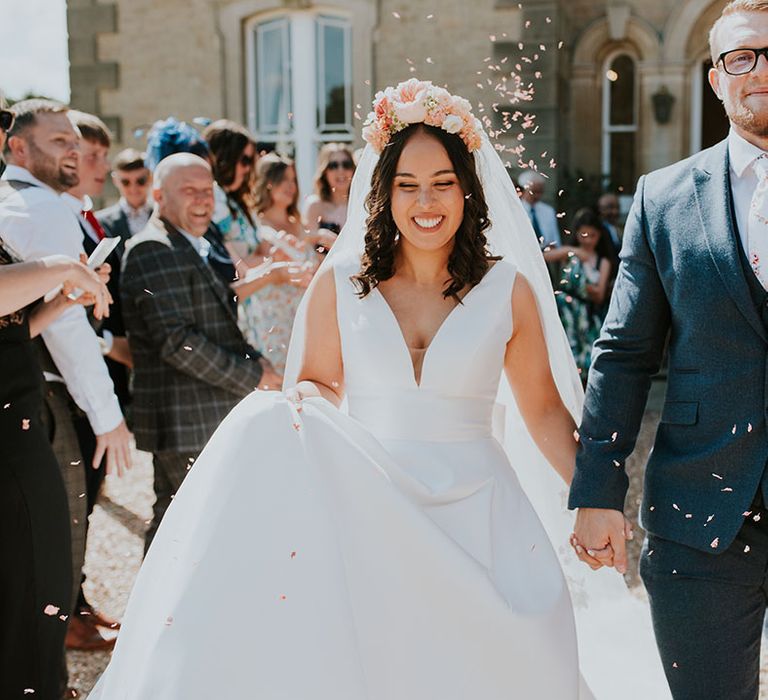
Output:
[91, 255, 595, 698]
[91, 127, 671, 697]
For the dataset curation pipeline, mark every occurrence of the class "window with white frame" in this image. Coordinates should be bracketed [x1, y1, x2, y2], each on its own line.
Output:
[602, 53, 637, 193]
[247, 12, 353, 194]
[254, 18, 293, 138]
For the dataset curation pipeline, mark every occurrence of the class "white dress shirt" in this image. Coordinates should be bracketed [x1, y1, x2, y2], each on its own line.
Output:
[728, 128, 768, 256]
[0, 165, 122, 434]
[522, 199, 562, 248]
[62, 192, 100, 244]
[119, 197, 153, 237]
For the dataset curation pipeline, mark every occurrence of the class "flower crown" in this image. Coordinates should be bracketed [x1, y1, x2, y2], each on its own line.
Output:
[362, 79, 483, 154]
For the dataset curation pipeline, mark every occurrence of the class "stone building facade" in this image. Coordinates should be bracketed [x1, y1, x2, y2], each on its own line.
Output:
[67, 0, 730, 199]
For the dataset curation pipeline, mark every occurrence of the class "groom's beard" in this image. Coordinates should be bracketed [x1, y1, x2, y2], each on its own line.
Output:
[726, 96, 768, 137]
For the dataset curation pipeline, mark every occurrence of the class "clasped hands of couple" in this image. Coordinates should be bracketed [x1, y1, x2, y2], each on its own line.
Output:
[571, 507, 635, 575]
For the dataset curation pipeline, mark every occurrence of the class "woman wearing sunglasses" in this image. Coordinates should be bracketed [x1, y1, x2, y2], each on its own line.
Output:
[304, 143, 356, 250]
[204, 121, 312, 378]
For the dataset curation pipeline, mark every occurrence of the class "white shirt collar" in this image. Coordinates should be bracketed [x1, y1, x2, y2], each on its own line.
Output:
[60, 191, 86, 215]
[728, 128, 768, 178]
[177, 227, 210, 258]
[1, 164, 57, 193]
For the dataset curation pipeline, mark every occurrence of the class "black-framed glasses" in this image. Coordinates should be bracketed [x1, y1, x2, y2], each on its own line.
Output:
[717, 47, 768, 75]
[327, 159, 354, 171]
[0, 109, 14, 132]
[239, 154, 255, 167]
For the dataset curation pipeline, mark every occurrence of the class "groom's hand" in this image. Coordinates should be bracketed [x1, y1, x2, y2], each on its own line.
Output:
[574, 508, 629, 575]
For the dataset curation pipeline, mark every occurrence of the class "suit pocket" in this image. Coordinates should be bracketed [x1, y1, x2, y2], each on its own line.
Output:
[660, 400, 698, 425]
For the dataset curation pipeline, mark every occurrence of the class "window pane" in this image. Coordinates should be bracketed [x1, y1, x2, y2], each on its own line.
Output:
[256, 20, 292, 134]
[609, 55, 635, 126]
[317, 19, 350, 130]
[610, 132, 636, 192]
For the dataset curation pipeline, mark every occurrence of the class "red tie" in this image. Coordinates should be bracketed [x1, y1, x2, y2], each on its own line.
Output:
[82, 209, 106, 240]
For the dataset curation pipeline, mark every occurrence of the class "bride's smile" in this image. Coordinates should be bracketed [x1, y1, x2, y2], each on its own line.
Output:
[391, 129, 465, 252]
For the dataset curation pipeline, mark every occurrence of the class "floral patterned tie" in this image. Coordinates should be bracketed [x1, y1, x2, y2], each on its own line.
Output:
[748, 154, 768, 289]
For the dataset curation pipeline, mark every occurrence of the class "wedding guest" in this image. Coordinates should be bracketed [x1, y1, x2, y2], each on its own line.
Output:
[0, 98, 106, 700]
[121, 153, 280, 551]
[303, 143, 355, 250]
[97, 148, 153, 251]
[144, 117, 209, 171]
[518, 169, 562, 250]
[597, 192, 623, 256]
[63, 110, 130, 649]
[203, 120, 309, 359]
[554, 208, 615, 381]
[143, 118, 240, 291]
[0, 245, 112, 700]
[0, 100, 132, 665]
[250, 153, 317, 373]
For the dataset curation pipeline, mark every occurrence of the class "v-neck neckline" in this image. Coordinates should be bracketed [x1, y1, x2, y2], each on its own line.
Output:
[373, 262, 501, 388]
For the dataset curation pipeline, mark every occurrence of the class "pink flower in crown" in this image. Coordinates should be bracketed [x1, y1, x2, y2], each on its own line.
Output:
[450, 95, 473, 119]
[362, 79, 484, 153]
[392, 85, 429, 124]
[374, 92, 391, 121]
[362, 121, 388, 153]
[397, 78, 429, 103]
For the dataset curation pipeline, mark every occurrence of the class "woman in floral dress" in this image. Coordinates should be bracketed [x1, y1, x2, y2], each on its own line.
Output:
[554, 208, 616, 382]
[204, 122, 312, 377]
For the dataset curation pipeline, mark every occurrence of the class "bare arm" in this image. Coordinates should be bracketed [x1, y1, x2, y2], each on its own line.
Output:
[304, 199, 323, 234]
[0, 255, 108, 317]
[585, 257, 612, 305]
[292, 267, 345, 407]
[503, 274, 578, 485]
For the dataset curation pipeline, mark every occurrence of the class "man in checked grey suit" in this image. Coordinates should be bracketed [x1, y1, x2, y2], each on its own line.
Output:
[122, 153, 281, 552]
[570, 2, 768, 697]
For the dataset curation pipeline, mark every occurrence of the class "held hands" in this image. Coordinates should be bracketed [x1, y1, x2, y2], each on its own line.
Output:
[571, 508, 634, 574]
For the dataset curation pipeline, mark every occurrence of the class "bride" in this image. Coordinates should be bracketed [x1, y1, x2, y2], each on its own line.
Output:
[90, 81, 669, 699]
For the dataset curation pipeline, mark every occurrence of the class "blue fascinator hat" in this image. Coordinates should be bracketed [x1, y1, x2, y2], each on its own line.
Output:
[145, 117, 211, 171]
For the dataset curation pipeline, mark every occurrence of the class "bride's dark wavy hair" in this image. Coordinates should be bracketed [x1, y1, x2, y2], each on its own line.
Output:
[351, 123, 498, 301]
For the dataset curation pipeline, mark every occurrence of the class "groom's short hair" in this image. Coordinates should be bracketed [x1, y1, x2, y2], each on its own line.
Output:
[710, 0, 768, 63]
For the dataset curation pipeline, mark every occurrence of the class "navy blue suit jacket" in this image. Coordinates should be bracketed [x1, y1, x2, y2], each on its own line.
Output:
[569, 138, 768, 553]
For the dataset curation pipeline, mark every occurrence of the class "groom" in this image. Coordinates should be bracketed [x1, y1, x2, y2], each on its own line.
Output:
[570, 2, 768, 698]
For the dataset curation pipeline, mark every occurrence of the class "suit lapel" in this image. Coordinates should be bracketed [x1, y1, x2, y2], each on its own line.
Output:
[116, 210, 132, 244]
[693, 140, 768, 343]
[161, 219, 239, 327]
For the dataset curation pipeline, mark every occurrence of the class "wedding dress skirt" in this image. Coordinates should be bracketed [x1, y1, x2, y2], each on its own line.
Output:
[90, 258, 666, 698]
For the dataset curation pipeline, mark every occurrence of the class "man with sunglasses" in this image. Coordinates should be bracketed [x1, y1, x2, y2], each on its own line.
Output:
[97, 148, 153, 253]
[569, 1, 768, 698]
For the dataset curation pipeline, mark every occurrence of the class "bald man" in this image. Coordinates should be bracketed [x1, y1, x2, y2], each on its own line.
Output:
[517, 169, 562, 250]
[121, 154, 280, 550]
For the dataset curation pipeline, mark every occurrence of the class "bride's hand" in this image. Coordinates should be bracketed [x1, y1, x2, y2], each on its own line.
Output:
[572, 507, 630, 574]
[284, 386, 304, 412]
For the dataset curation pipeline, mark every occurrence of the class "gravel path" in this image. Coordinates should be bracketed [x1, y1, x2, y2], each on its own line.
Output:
[70, 436, 768, 698]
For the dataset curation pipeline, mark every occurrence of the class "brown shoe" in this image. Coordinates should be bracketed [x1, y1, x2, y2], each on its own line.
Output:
[78, 605, 121, 630]
[65, 616, 117, 651]
[63, 689, 80, 699]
